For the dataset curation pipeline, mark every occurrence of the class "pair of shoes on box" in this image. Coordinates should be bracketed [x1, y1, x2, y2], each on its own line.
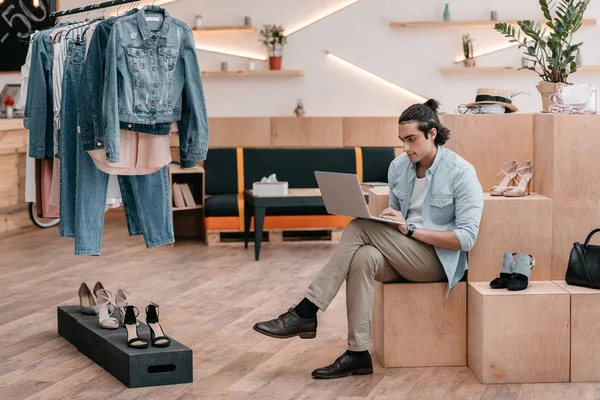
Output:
[489, 160, 534, 197]
[489, 252, 536, 291]
[78, 283, 170, 349]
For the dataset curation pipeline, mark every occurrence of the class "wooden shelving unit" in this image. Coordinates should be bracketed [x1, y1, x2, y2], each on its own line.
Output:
[168, 164, 205, 238]
[440, 66, 600, 74]
[390, 19, 597, 29]
[193, 25, 256, 32]
[201, 70, 305, 77]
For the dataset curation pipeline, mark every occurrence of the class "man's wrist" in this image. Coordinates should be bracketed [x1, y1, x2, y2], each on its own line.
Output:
[399, 224, 409, 235]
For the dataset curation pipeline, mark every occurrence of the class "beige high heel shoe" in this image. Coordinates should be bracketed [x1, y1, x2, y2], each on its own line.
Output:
[95, 289, 119, 330]
[490, 160, 517, 196]
[503, 160, 534, 197]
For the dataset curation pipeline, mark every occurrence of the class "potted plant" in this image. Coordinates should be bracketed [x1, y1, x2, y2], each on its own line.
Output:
[260, 24, 287, 70]
[462, 34, 475, 67]
[3, 95, 14, 119]
[494, 0, 591, 112]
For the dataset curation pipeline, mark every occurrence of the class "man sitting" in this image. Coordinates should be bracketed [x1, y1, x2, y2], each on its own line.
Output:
[253, 99, 484, 379]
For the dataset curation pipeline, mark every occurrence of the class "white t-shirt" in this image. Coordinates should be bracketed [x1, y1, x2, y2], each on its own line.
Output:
[406, 176, 429, 228]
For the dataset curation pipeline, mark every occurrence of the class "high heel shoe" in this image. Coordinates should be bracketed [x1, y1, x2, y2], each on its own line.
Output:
[95, 289, 119, 330]
[146, 303, 171, 348]
[114, 289, 132, 327]
[78, 283, 97, 315]
[124, 305, 149, 349]
[503, 160, 534, 197]
[490, 160, 517, 196]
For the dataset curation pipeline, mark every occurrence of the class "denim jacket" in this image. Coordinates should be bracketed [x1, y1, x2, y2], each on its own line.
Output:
[388, 146, 484, 294]
[26, 26, 65, 159]
[103, 6, 209, 167]
[79, 10, 173, 153]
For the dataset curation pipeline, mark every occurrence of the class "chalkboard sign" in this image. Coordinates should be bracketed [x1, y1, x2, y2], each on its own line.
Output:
[0, 0, 56, 72]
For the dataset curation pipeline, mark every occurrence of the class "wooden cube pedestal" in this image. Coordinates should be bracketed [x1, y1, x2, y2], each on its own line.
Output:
[468, 193, 552, 282]
[373, 281, 467, 368]
[554, 280, 600, 382]
[468, 282, 570, 384]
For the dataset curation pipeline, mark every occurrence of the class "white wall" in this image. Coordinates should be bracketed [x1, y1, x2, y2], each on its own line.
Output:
[4, 0, 600, 116]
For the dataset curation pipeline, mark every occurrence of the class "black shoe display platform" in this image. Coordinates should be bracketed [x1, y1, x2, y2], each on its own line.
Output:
[57, 306, 193, 388]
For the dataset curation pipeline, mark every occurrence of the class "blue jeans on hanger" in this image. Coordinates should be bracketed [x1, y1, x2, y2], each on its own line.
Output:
[61, 41, 174, 255]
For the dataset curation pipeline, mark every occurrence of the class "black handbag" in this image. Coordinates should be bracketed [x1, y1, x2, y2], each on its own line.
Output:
[565, 228, 600, 289]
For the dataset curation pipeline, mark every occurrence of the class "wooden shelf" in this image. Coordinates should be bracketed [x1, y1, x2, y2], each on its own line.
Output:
[173, 205, 204, 212]
[193, 25, 256, 32]
[391, 18, 597, 29]
[168, 164, 205, 174]
[440, 66, 600, 74]
[201, 70, 305, 77]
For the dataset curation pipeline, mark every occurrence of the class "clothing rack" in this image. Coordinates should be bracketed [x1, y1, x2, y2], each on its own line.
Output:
[50, 0, 140, 18]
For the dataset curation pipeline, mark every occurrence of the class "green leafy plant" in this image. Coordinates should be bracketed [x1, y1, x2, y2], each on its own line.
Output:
[494, 0, 590, 83]
[462, 34, 474, 59]
[259, 24, 287, 56]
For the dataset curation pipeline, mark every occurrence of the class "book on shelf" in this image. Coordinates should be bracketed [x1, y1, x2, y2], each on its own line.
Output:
[180, 183, 197, 207]
[172, 183, 186, 208]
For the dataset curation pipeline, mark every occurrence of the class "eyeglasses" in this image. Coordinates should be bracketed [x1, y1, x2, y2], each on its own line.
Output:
[457, 104, 483, 114]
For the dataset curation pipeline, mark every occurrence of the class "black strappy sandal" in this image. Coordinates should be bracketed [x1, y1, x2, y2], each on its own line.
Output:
[146, 303, 171, 348]
[124, 305, 149, 349]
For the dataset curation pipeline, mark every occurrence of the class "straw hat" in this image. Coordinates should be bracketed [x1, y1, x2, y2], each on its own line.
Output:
[466, 88, 518, 113]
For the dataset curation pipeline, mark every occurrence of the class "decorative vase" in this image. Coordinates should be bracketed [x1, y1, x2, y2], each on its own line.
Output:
[536, 81, 558, 113]
[294, 99, 305, 117]
[463, 58, 476, 67]
[6, 106, 13, 119]
[443, 3, 451, 21]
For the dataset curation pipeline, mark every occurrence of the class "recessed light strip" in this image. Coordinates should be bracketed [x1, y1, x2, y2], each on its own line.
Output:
[284, 0, 362, 36]
[195, 45, 267, 61]
[325, 51, 427, 102]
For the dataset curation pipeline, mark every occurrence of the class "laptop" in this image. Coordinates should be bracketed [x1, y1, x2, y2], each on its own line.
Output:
[314, 171, 406, 226]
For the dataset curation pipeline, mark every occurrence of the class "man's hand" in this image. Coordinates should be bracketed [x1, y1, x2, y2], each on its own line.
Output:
[378, 208, 409, 235]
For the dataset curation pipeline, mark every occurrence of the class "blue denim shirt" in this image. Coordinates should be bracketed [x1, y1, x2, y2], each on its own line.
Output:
[388, 146, 484, 294]
[26, 25, 65, 159]
[103, 6, 209, 167]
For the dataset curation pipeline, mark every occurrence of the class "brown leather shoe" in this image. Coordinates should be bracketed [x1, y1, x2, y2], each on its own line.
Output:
[312, 351, 373, 379]
[253, 308, 317, 339]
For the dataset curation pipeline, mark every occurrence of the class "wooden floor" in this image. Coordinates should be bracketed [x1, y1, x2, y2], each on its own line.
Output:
[1, 215, 600, 400]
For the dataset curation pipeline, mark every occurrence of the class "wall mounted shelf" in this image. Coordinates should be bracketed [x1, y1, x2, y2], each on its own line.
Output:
[193, 25, 256, 32]
[440, 66, 600, 74]
[201, 70, 305, 77]
[391, 19, 597, 29]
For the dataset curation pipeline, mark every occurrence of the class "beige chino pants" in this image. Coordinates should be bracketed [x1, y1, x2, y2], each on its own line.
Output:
[304, 218, 446, 351]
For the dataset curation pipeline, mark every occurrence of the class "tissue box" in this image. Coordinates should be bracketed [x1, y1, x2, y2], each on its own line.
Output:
[252, 181, 289, 196]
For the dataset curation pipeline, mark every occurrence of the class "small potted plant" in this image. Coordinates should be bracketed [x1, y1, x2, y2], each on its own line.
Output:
[260, 24, 287, 70]
[462, 34, 475, 67]
[494, 0, 591, 112]
[3, 95, 14, 119]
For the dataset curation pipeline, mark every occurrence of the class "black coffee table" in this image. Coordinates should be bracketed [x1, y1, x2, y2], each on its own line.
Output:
[243, 188, 368, 260]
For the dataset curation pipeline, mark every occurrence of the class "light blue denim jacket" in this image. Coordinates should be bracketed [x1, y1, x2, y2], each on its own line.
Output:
[388, 146, 484, 294]
[103, 6, 209, 167]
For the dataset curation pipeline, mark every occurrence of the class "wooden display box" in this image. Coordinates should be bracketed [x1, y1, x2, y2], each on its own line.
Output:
[440, 114, 534, 193]
[468, 282, 570, 384]
[57, 306, 193, 388]
[468, 193, 552, 282]
[554, 280, 600, 382]
[373, 281, 467, 368]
